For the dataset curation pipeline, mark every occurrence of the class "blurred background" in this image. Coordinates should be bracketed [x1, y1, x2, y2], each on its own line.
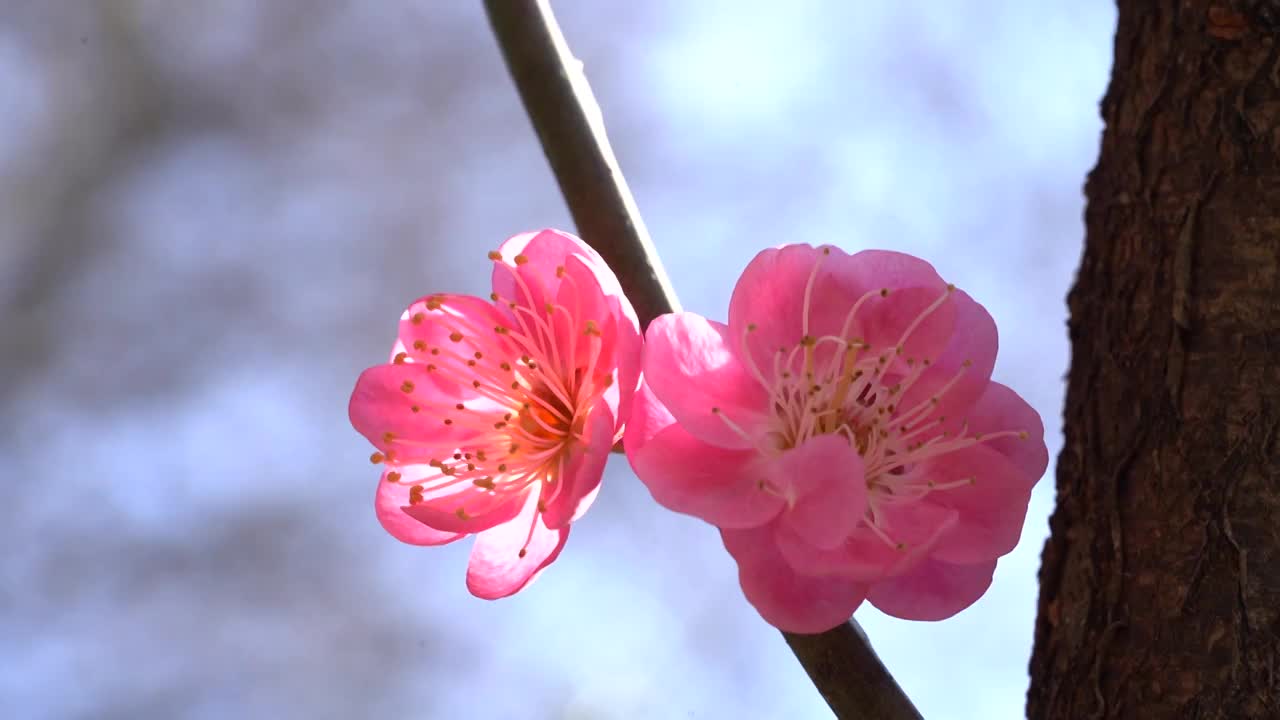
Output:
[0, 1, 1114, 718]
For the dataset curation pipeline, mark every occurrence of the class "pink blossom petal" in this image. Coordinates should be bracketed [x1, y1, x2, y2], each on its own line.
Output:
[629, 399, 781, 529]
[728, 245, 851, 374]
[954, 381, 1049, 480]
[491, 229, 616, 317]
[398, 292, 508, 357]
[778, 500, 958, 581]
[913, 445, 1034, 564]
[841, 248, 951, 288]
[849, 285, 958, 369]
[540, 399, 615, 529]
[402, 484, 529, 534]
[729, 246, 950, 376]
[771, 435, 867, 550]
[643, 312, 769, 449]
[492, 231, 641, 434]
[894, 290, 997, 422]
[348, 364, 478, 462]
[722, 525, 869, 633]
[374, 468, 465, 546]
[466, 488, 569, 599]
[623, 380, 675, 451]
[867, 556, 997, 621]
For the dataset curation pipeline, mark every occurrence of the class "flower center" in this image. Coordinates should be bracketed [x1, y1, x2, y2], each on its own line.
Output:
[721, 248, 1029, 548]
[379, 253, 612, 554]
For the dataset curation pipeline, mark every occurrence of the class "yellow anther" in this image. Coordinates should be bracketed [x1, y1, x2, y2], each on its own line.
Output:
[386, 471, 402, 483]
[545, 302, 555, 314]
[409, 486, 424, 504]
[449, 331, 463, 343]
[425, 364, 437, 372]
[490, 292, 500, 301]
[473, 478, 495, 490]
[747, 323, 757, 332]
[537, 500, 547, 512]
[488, 250, 503, 261]
[455, 507, 470, 520]
[946, 283, 956, 292]
[555, 265, 566, 277]
[393, 352, 408, 364]
[425, 298, 442, 311]
[410, 405, 420, 413]
[412, 340, 427, 351]
[370, 452, 386, 464]
[400, 380, 415, 393]
[430, 347, 440, 355]
[474, 351, 483, 360]
[801, 335, 816, 347]
[514, 254, 529, 265]
[497, 463, 508, 472]
[1018, 431, 1029, 440]
[473, 380, 482, 389]
[411, 312, 425, 324]
[822, 247, 831, 255]
[382, 431, 396, 442]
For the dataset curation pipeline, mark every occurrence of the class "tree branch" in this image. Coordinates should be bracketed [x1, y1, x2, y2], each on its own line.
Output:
[483, 0, 679, 331]
[483, 2, 921, 718]
[784, 621, 923, 720]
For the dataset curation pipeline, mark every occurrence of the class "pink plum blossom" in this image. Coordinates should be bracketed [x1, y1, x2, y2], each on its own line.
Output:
[350, 229, 640, 599]
[626, 244, 1047, 633]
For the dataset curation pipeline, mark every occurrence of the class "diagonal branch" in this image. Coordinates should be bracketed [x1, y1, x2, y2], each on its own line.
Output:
[483, 0, 680, 331]
[483, 2, 922, 718]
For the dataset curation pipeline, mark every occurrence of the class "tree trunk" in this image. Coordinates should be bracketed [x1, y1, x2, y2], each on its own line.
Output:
[1027, 1, 1280, 718]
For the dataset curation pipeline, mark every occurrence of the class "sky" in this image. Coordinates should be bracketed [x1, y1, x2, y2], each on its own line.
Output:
[0, 2, 1116, 718]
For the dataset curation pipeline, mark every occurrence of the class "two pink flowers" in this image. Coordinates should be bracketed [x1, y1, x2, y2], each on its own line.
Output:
[348, 229, 1047, 633]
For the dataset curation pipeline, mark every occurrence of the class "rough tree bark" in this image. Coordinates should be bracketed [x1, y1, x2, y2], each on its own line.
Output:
[1028, 1, 1280, 718]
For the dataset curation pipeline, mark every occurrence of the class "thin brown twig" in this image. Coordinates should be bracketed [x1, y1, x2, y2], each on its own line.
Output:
[483, 0, 679, 331]
[483, 2, 922, 718]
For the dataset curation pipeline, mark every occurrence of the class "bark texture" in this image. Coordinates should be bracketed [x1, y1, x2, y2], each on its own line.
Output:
[1028, 1, 1280, 718]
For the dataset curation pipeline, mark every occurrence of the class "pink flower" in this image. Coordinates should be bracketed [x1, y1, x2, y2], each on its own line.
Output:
[350, 229, 640, 599]
[625, 244, 1047, 633]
